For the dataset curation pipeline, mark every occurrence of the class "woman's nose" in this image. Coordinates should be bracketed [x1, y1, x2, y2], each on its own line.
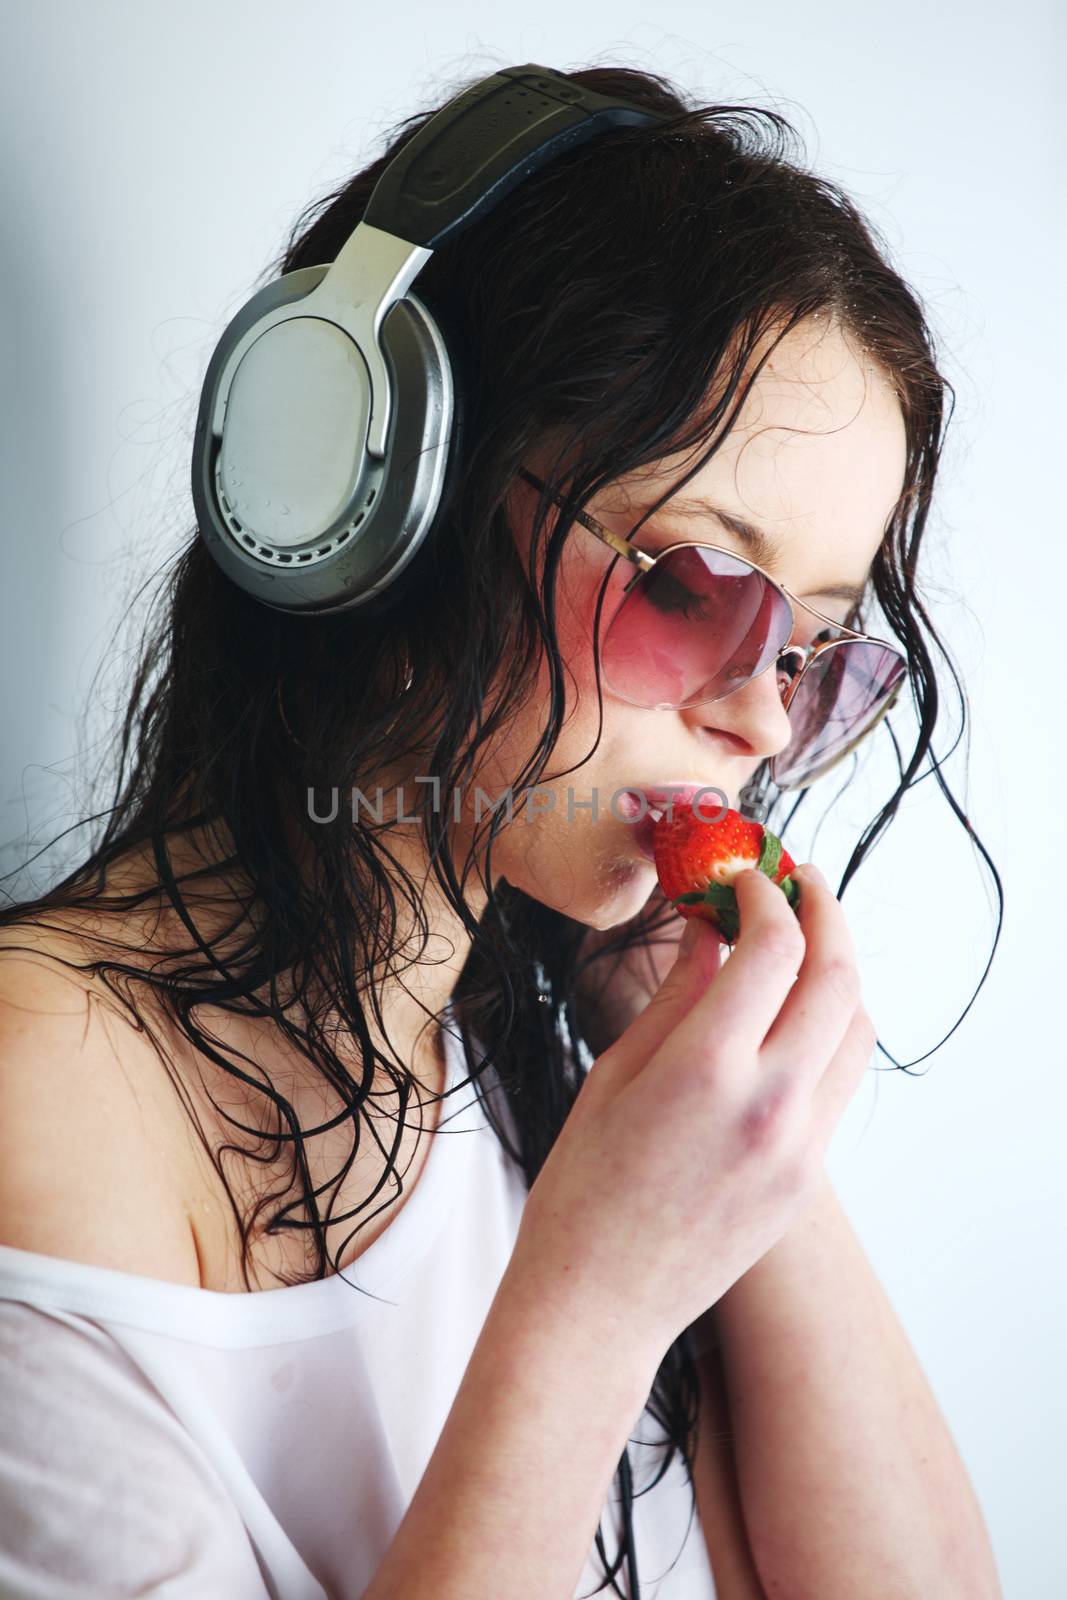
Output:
[681, 658, 794, 762]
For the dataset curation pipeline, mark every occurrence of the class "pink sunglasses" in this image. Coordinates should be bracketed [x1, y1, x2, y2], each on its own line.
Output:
[518, 468, 907, 791]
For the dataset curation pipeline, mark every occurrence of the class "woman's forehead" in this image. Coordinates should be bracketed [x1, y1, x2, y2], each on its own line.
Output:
[608, 321, 905, 587]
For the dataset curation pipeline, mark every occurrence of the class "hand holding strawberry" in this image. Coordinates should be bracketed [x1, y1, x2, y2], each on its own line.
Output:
[514, 842, 876, 1363]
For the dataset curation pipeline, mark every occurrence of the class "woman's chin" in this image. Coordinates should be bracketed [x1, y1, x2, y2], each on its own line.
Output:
[496, 823, 659, 926]
[578, 852, 659, 927]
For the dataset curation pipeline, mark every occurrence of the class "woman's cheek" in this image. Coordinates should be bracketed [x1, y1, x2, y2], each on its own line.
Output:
[555, 561, 628, 710]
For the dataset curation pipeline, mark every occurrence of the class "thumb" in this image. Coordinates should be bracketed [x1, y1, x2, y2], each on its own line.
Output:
[590, 916, 724, 1090]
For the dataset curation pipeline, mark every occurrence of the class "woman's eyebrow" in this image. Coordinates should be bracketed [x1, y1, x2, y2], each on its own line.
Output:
[641, 497, 870, 606]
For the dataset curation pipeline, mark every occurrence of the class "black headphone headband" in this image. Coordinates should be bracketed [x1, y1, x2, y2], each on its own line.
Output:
[364, 64, 663, 248]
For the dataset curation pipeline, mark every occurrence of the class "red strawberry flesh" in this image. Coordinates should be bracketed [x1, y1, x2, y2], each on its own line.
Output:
[653, 803, 799, 944]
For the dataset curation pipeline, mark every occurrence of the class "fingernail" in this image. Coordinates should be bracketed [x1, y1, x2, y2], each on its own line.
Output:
[679, 918, 701, 957]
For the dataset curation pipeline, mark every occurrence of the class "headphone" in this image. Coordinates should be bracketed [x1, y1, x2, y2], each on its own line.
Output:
[191, 63, 665, 616]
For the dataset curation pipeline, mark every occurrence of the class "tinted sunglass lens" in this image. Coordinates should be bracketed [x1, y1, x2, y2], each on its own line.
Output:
[771, 640, 906, 787]
[600, 546, 792, 708]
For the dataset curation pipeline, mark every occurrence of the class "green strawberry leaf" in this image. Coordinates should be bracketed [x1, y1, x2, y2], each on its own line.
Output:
[757, 830, 782, 878]
[704, 882, 739, 943]
[702, 881, 738, 909]
[675, 855, 795, 942]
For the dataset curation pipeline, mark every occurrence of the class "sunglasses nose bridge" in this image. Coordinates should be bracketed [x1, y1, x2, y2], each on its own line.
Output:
[773, 642, 808, 696]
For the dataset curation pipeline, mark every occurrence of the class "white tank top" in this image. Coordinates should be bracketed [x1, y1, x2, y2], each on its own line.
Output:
[0, 1004, 717, 1599]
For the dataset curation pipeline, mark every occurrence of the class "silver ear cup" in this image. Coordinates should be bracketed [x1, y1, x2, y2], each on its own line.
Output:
[192, 268, 455, 614]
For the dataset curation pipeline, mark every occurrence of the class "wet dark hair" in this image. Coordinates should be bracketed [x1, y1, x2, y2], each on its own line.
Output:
[0, 63, 1002, 1599]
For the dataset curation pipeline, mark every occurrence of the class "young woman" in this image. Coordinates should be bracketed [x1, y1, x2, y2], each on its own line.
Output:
[0, 64, 1003, 1600]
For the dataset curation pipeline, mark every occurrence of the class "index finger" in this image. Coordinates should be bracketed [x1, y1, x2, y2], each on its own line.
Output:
[599, 914, 726, 1085]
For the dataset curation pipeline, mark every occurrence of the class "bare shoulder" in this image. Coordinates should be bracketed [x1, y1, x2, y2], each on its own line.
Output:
[0, 914, 203, 1285]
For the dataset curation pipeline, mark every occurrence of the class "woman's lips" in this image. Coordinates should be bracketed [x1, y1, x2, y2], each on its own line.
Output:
[616, 790, 645, 821]
[619, 782, 734, 863]
[631, 810, 659, 861]
[617, 790, 663, 860]
[640, 783, 731, 816]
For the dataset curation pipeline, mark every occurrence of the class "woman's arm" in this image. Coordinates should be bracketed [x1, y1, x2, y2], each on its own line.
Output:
[688, 1322, 769, 1599]
[711, 1171, 1003, 1600]
[572, 892, 1001, 1596]
[364, 1247, 660, 1600]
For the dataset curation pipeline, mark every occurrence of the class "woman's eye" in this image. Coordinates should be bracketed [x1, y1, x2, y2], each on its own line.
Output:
[656, 579, 713, 619]
[646, 568, 721, 621]
[792, 623, 839, 650]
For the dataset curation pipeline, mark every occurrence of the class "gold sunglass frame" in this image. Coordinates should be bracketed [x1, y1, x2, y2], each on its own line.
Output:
[518, 467, 907, 792]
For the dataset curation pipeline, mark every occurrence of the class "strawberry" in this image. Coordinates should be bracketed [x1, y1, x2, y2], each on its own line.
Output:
[653, 803, 800, 945]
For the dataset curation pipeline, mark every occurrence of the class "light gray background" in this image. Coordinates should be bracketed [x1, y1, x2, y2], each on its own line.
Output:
[2, 4, 1062, 1595]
